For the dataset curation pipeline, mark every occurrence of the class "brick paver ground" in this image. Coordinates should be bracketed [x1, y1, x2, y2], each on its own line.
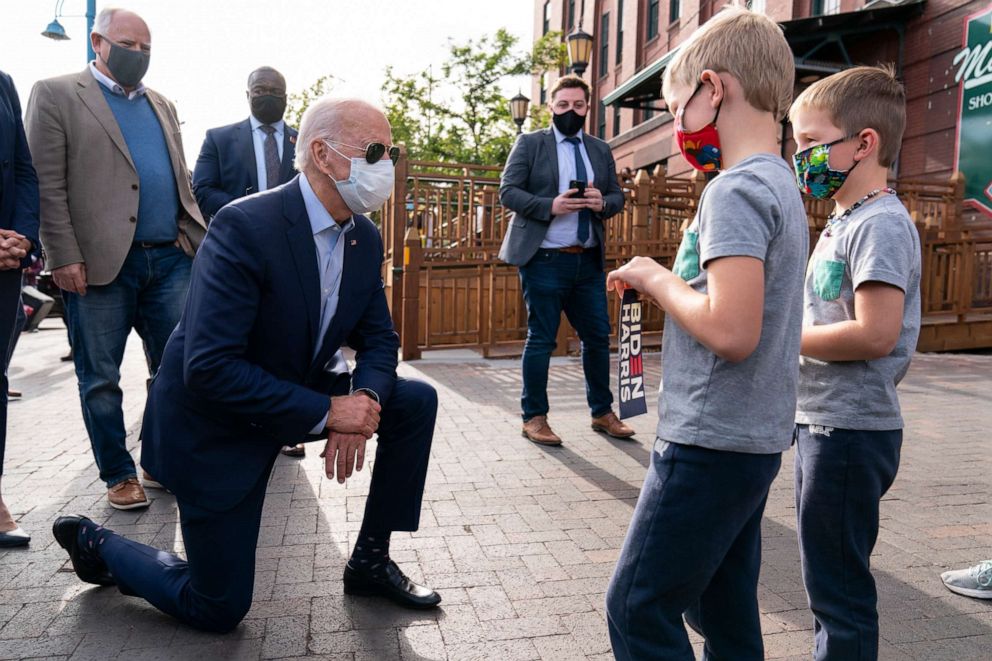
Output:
[0, 321, 990, 660]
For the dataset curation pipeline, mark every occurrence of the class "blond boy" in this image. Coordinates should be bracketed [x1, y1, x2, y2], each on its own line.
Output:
[790, 66, 920, 660]
[604, 9, 807, 660]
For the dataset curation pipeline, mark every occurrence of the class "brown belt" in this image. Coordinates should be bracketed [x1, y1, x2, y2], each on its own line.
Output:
[556, 245, 586, 254]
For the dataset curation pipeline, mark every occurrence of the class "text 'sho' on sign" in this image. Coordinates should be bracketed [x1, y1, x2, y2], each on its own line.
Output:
[618, 288, 647, 420]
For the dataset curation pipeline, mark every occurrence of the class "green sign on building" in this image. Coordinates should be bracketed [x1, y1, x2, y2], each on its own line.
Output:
[953, 6, 992, 216]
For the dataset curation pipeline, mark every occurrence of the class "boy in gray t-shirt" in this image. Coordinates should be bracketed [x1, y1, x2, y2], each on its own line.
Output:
[789, 66, 921, 660]
[604, 9, 808, 660]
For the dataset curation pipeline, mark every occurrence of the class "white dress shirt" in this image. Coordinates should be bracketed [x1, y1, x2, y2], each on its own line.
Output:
[541, 126, 597, 249]
[89, 61, 147, 99]
[249, 115, 285, 191]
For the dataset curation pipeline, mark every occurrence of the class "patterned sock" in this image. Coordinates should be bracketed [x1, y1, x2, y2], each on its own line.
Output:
[76, 519, 110, 558]
[350, 529, 391, 576]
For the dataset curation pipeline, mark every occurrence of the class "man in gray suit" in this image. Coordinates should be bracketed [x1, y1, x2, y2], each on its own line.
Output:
[498, 75, 633, 446]
[25, 8, 206, 510]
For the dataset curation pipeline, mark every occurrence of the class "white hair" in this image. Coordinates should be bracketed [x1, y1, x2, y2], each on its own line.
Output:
[92, 7, 120, 36]
[294, 97, 382, 172]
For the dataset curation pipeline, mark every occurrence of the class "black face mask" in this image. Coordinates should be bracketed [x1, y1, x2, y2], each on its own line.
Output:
[101, 40, 149, 88]
[552, 109, 586, 136]
[250, 94, 287, 124]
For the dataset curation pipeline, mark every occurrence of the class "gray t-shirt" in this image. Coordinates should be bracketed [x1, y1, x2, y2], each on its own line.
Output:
[796, 195, 921, 430]
[658, 154, 808, 454]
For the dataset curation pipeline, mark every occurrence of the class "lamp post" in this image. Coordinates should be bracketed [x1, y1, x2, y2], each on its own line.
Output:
[509, 92, 530, 134]
[41, 0, 97, 62]
[566, 23, 594, 77]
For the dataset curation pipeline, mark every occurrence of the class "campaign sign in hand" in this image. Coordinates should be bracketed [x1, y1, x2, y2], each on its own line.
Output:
[618, 288, 647, 420]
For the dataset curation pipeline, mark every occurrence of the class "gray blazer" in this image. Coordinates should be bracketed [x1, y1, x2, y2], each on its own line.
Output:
[498, 127, 624, 267]
[24, 69, 206, 286]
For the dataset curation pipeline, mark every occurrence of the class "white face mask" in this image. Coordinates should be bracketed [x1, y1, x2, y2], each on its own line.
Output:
[323, 141, 395, 215]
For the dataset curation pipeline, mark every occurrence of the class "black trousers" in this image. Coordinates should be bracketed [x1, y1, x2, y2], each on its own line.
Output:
[98, 376, 437, 632]
[0, 269, 22, 474]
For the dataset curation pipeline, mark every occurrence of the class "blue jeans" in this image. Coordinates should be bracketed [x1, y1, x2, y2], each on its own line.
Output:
[795, 425, 902, 661]
[606, 439, 782, 661]
[64, 245, 191, 487]
[519, 248, 612, 420]
[0, 270, 21, 474]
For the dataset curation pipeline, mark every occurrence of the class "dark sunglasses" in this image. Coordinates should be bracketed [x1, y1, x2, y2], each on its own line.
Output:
[325, 140, 400, 165]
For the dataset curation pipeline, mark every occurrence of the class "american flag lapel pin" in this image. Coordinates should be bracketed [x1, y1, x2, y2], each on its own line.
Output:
[350, 239, 358, 246]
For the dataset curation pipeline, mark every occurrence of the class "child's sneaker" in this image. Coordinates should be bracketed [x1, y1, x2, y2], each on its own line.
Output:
[941, 560, 992, 599]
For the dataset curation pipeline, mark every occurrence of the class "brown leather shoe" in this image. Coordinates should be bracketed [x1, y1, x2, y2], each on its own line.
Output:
[281, 443, 306, 457]
[107, 478, 149, 511]
[591, 412, 636, 439]
[141, 470, 165, 490]
[522, 416, 562, 446]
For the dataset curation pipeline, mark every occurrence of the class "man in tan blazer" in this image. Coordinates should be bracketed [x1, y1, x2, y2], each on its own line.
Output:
[25, 8, 206, 510]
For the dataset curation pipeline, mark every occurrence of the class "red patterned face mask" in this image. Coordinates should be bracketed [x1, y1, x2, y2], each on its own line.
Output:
[675, 81, 723, 172]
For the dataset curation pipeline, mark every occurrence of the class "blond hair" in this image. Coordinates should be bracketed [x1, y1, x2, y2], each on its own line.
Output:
[789, 65, 906, 167]
[663, 6, 794, 121]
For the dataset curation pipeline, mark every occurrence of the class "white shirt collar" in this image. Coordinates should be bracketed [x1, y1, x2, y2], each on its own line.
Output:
[299, 172, 354, 236]
[89, 61, 146, 100]
[250, 115, 285, 134]
[552, 125, 584, 144]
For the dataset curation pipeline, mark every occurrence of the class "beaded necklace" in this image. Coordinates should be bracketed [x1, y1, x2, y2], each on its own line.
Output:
[823, 187, 896, 237]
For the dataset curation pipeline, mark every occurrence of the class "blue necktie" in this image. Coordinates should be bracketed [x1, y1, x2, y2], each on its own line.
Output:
[564, 136, 591, 245]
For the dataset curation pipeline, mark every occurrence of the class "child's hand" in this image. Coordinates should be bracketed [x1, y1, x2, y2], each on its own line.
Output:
[607, 256, 668, 297]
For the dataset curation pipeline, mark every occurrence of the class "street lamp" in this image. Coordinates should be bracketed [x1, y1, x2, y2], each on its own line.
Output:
[41, 0, 97, 63]
[509, 92, 530, 134]
[566, 23, 594, 77]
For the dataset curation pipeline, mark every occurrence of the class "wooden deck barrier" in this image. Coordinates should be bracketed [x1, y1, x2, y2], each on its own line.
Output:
[380, 157, 991, 357]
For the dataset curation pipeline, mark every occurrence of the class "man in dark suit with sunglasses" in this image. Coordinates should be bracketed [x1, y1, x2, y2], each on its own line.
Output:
[193, 66, 308, 457]
[52, 97, 440, 633]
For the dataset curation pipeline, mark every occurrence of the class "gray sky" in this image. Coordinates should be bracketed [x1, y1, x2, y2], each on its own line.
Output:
[3, 0, 534, 163]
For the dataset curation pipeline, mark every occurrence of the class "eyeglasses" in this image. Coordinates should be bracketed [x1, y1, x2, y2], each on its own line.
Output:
[325, 140, 400, 165]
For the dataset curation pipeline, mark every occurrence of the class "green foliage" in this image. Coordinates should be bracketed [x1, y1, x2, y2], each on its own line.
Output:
[383, 29, 567, 167]
[284, 75, 335, 129]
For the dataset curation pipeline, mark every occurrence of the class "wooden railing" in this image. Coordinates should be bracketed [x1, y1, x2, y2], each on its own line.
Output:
[380, 156, 991, 358]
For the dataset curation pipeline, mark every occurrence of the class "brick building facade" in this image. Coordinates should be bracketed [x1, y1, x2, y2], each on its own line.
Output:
[531, 0, 991, 219]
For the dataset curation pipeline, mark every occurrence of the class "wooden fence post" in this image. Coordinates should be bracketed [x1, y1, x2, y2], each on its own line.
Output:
[948, 170, 966, 230]
[389, 147, 409, 331]
[401, 226, 422, 361]
[632, 168, 653, 244]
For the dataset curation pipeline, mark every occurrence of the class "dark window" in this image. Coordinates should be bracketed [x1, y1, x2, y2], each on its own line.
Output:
[647, 0, 659, 40]
[540, 74, 547, 105]
[644, 106, 655, 122]
[543, 1, 552, 34]
[598, 102, 607, 139]
[811, 0, 839, 15]
[613, 106, 621, 136]
[669, 0, 680, 24]
[568, 0, 576, 29]
[599, 13, 610, 77]
[616, 0, 624, 63]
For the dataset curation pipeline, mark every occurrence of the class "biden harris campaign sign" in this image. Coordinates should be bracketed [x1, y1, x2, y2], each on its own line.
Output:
[953, 5, 992, 216]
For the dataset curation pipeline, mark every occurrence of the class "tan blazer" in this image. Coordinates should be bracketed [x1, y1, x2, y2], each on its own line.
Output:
[24, 68, 206, 286]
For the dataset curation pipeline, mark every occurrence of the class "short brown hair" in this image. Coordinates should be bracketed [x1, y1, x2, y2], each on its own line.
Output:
[663, 7, 795, 121]
[550, 74, 591, 102]
[789, 65, 906, 167]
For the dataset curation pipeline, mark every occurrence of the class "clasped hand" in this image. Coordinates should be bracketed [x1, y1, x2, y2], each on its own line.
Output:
[320, 393, 382, 484]
[0, 230, 30, 271]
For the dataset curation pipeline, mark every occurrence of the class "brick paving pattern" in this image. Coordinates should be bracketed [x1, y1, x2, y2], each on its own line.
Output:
[0, 322, 989, 660]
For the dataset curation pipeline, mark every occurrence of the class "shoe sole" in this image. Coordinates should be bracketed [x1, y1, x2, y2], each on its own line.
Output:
[590, 424, 636, 439]
[108, 499, 150, 511]
[521, 431, 562, 446]
[142, 480, 165, 490]
[943, 583, 992, 599]
[343, 581, 441, 609]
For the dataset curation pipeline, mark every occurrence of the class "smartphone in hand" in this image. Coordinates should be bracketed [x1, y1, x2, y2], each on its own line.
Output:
[569, 179, 587, 198]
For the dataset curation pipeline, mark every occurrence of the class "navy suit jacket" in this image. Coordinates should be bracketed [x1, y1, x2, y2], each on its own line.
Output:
[141, 175, 399, 511]
[192, 118, 298, 219]
[0, 71, 39, 263]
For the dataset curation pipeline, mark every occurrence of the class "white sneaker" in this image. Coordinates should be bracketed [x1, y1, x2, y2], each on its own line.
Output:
[941, 560, 992, 599]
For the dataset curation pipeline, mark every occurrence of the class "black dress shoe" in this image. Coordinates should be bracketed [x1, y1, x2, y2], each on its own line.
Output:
[0, 526, 30, 548]
[52, 516, 115, 586]
[343, 560, 441, 609]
